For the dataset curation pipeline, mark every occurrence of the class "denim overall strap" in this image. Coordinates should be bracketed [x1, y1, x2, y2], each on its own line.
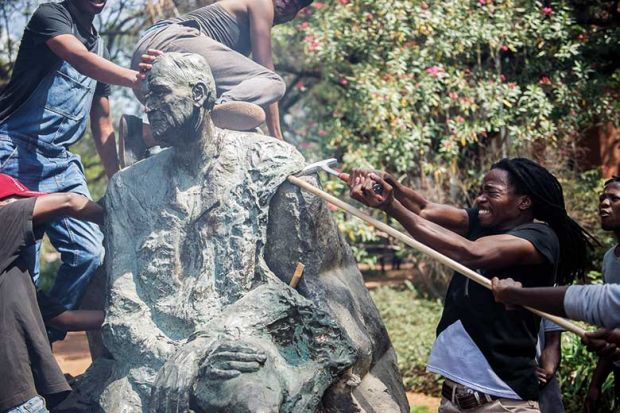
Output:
[0, 30, 102, 156]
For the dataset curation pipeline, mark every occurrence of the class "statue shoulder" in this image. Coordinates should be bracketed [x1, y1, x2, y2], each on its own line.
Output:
[106, 149, 174, 206]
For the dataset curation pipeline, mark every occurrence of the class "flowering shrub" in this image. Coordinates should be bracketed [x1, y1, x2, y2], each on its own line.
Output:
[275, 0, 619, 262]
[279, 0, 618, 180]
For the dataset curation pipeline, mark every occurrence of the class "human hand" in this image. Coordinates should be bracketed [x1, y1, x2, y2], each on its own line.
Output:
[134, 49, 164, 89]
[535, 367, 553, 386]
[138, 49, 164, 73]
[348, 168, 394, 210]
[491, 277, 522, 306]
[582, 329, 620, 359]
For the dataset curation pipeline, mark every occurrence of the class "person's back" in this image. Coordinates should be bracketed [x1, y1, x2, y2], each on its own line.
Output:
[165, 1, 252, 56]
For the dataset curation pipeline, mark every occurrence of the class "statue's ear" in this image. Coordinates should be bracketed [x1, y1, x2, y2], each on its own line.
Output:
[191, 82, 208, 107]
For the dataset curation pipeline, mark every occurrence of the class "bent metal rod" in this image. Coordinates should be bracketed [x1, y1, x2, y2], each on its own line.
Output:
[287, 174, 586, 338]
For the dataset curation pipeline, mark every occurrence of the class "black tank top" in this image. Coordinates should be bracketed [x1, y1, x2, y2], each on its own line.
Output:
[166, 3, 252, 56]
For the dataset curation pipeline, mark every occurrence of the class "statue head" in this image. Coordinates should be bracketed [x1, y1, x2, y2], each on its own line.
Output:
[144, 52, 216, 146]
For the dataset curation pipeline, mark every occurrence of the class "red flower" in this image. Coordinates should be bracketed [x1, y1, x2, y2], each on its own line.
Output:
[543, 6, 553, 16]
[539, 75, 552, 86]
[313, 2, 324, 9]
[500, 74, 506, 82]
[318, 129, 328, 137]
[295, 81, 305, 90]
[339, 78, 349, 86]
[455, 116, 465, 123]
[500, 45, 509, 52]
[297, 21, 310, 30]
[425, 66, 443, 77]
[337, 0, 349, 4]
[448, 91, 458, 100]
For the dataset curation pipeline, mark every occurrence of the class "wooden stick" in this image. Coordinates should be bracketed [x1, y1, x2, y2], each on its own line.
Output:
[289, 262, 305, 289]
[287, 175, 586, 337]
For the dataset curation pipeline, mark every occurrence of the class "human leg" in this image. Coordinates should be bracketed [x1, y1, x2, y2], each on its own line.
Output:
[538, 375, 565, 413]
[44, 163, 104, 310]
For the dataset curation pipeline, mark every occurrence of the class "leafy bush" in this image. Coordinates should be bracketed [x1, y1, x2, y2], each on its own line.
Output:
[559, 331, 615, 412]
[275, 0, 619, 267]
[370, 285, 443, 394]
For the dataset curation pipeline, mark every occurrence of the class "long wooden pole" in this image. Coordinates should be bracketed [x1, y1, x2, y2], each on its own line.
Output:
[287, 175, 586, 337]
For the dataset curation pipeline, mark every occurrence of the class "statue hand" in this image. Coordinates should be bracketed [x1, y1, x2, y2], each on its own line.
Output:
[149, 343, 202, 413]
[199, 340, 267, 381]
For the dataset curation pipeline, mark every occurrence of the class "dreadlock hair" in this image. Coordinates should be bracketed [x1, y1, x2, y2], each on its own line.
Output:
[492, 158, 596, 285]
[604, 176, 620, 187]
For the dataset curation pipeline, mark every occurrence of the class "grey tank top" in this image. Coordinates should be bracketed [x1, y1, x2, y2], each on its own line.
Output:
[165, 3, 251, 56]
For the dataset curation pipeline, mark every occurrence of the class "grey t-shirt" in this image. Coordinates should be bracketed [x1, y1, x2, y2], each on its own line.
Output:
[565, 284, 620, 328]
[602, 245, 620, 284]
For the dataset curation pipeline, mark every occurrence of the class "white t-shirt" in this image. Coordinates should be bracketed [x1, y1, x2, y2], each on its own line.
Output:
[426, 320, 521, 399]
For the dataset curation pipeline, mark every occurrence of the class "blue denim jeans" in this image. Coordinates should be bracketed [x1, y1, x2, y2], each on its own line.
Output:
[0, 35, 104, 342]
[0, 140, 104, 310]
[4, 396, 48, 413]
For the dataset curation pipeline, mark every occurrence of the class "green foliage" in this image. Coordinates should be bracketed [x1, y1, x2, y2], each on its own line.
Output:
[370, 286, 443, 394]
[292, 0, 618, 173]
[276, 0, 619, 263]
[559, 331, 615, 412]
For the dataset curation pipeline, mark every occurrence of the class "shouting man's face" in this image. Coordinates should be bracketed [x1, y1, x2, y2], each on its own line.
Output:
[600, 181, 620, 232]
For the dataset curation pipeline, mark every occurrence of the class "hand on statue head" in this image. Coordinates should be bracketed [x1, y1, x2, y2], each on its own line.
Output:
[491, 277, 522, 307]
[133, 49, 164, 90]
[582, 328, 620, 360]
[348, 168, 394, 210]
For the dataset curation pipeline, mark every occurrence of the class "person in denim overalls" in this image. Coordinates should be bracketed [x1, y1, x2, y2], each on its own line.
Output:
[0, 0, 151, 342]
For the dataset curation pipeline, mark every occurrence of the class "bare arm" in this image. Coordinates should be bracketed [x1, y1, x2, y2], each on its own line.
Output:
[586, 356, 614, 413]
[387, 200, 543, 269]
[540, 331, 562, 376]
[48, 309, 105, 331]
[248, 1, 283, 139]
[47, 34, 141, 88]
[349, 169, 469, 234]
[33, 193, 104, 226]
[90, 96, 119, 178]
[491, 278, 569, 316]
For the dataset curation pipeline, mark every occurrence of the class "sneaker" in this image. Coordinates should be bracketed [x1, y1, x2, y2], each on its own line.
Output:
[211, 101, 266, 131]
[118, 114, 147, 168]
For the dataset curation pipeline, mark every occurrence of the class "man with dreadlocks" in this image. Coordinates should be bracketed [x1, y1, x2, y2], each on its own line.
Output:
[347, 157, 594, 412]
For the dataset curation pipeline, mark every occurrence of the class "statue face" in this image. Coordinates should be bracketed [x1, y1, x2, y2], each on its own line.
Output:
[144, 73, 203, 146]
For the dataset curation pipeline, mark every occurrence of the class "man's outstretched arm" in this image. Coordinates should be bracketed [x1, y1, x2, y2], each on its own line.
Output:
[492, 277, 620, 329]
[33, 193, 104, 226]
